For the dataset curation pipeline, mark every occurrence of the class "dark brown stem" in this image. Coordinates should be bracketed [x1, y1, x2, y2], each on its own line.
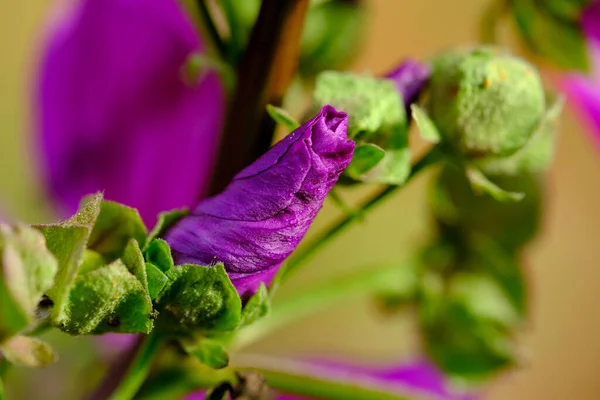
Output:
[208, 0, 310, 195]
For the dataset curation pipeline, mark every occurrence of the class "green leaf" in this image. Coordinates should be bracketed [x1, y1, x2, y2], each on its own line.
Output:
[411, 104, 441, 143]
[0, 336, 57, 367]
[363, 147, 412, 185]
[345, 144, 386, 179]
[476, 95, 563, 176]
[510, 0, 589, 70]
[87, 201, 147, 261]
[146, 209, 189, 248]
[240, 283, 270, 327]
[180, 337, 229, 370]
[145, 263, 168, 300]
[155, 264, 241, 334]
[144, 239, 174, 273]
[35, 193, 102, 327]
[58, 259, 153, 335]
[465, 166, 524, 202]
[266, 105, 300, 131]
[78, 249, 107, 275]
[0, 224, 58, 340]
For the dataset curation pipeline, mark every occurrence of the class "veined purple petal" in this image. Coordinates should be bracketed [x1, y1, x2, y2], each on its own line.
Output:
[184, 357, 477, 400]
[164, 106, 354, 299]
[385, 59, 430, 110]
[36, 0, 225, 226]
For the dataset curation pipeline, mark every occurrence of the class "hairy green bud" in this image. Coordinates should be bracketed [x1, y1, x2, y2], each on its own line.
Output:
[428, 47, 546, 158]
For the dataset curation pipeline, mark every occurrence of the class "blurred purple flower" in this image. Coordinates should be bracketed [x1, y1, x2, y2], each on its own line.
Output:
[385, 59, 430, 110]
[184, 358, 476, 400]
[561, 1, 600, 147]
[164, 106, 354, 299]
[36, 0, 226, 226]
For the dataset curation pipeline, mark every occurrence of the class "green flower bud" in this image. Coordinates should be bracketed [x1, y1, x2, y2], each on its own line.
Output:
[428, 47, 546, 158]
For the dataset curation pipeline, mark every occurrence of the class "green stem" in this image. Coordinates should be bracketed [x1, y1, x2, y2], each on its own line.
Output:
[0, 376, 5, 400]
[479, 0, 507, 44]
[87, 334, 164, 400]
[234, 355, 425, 400]
[282, 146, 443, 280]
[194, 0, 227, 59]
[231, 260, 414, 350]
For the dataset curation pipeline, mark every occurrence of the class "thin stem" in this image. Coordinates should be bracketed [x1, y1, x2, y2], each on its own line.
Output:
[282, 146, 443, 280]
[0, 377, 5, 400]
[208, 0, 310, 195]
[479, 0, 508, 44]
[231, 260, 415, 350]
[195, 1, 227, 59]
[234, 355, 425, 400]
[87, 334, 164, 400]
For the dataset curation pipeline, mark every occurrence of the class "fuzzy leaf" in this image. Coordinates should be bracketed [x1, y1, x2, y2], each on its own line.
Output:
[145, 239, 174, 273]
[181, 337, 229, 369]
[0, 336, 57, 367]
[466, 167, 524, 202]
[88, 201, 147, 261]
[146, 209, 189, 248]
[145, 262, 169, 300]
[240, 283, 270, 327]
[156, 264, 241, 334]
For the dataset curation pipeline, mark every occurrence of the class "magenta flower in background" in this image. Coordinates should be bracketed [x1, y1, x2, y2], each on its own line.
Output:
[185, 358, 476, 400]
[164, 106, 354, 299]
[561, 1, 600, 147]
[36, 0, 225, 226]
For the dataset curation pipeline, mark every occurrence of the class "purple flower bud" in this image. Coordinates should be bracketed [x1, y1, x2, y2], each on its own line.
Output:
[164, 106, 354, 299]
[36, 0, 226, 226]
[385, 58, 431, 110]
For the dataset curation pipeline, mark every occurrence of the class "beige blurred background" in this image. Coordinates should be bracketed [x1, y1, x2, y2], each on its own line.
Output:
[1, 0, 600, 399]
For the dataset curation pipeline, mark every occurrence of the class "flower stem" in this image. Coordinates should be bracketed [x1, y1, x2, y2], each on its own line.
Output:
[0, 377, 5, 400]
[282, 145, 444, 280]
[231, 260, 415, 350]
[87, 333, 164, 400]
[208, 0, 310, 195]
[234, 355, 425, 400]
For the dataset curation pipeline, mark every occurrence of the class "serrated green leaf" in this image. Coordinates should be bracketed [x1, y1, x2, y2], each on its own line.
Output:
[87, 201, 147, 261]
[58, 259, 153, 335]
[35, 193, 103, 323]
[240, 283, 270, 327]
[266, 105, 300, 131]
[345, 144, 385, 179]
[145, 239, 174, 273]
[145, 263, 168, 300]
[0, 336, 57, 367]
[146, 209, 189, 249]
[156, 264, 241, 334]
[411, 104, 441, 143]
[0, 224, 58, 340]
[465, 167, 524, 202]
[181, 337, 229, 369]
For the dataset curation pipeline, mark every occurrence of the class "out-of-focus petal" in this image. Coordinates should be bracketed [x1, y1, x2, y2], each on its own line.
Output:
[385, 58, 430, 109]
[37, 0, 225, 226]
[561, 73, 600, 146]
[164, 106, 354, 299]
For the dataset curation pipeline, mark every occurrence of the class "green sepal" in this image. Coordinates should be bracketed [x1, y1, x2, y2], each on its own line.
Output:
[145, 239, 174, 273]
[465, 166, 525, 202]
[57, 259, 153, 335]
[510, 0, 589, 71]
[155, 264, 241, 334]
[0, 336, 57, 367]
[35, 193, 102, 327]
[266, 105, 300, 132]
[146, 209, 189, 249]
[476, 95, 563, 176]
[0, 224, 58, 340]
[87, 200, 147, 261]
[240, 283, 270, 327]
[78, 249, 107, 275]
[411, 104, 441, 143]
[180, 337, 229, 370]
[345, 144, 386, 180]
[145, 263, 169, 300]
[313, 71, 411, 184]
[183, 53, 236, 93]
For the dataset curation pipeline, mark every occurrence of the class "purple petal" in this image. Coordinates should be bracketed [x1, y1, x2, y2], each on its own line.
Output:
[184, 357, 477, 400]
[164, 106, 354, 299]
[561, 73, 600, 147]
[384, 59, 430, 110]
[36, 0, 225, 226]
